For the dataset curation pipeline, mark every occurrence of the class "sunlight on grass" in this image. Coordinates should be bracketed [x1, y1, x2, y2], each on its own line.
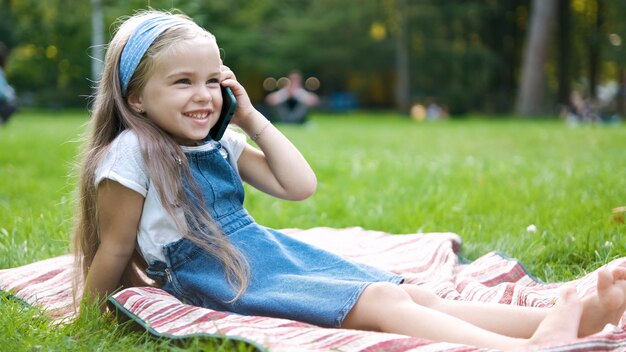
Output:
[1, 110, 625, 350]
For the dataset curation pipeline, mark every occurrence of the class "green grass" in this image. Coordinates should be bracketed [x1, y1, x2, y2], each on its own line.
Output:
[1, 110, 625, 350]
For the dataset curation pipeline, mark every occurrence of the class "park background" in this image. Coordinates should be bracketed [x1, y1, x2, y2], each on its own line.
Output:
[2, 0, 626, 117]
[1, 1, 626, 350]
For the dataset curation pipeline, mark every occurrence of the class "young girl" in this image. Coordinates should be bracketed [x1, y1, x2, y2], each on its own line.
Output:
[73, 10, 626, 351]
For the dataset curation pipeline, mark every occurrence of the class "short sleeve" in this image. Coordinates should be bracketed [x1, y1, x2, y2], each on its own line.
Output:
[95, 130, 149, 197]
[220, 128, 247, 162]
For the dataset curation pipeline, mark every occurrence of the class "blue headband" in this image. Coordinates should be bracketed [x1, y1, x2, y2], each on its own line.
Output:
[119, 15, 188, 94]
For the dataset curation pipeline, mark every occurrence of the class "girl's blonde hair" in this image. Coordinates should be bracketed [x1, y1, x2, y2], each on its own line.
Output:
[72, 10, 249, 304]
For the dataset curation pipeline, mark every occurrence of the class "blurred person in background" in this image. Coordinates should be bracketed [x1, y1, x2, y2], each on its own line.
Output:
[0, 42, 18, 125]
[266, 71, 318, 124]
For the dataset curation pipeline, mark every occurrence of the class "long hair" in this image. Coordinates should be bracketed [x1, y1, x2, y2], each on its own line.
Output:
[72, 10, 249, 304]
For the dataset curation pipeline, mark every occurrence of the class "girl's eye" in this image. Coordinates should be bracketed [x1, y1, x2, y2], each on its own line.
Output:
[175, 78, 191, 85]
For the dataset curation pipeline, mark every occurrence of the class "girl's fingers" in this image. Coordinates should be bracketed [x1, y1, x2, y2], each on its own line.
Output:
[218, 65, 255, 118]
[220, 65, 235, 81]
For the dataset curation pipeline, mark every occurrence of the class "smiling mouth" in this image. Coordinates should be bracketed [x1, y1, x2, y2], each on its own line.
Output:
[184, 111, 210, 120]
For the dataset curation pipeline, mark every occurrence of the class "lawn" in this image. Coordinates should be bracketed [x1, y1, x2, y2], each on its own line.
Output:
[0, 110, 625, 350]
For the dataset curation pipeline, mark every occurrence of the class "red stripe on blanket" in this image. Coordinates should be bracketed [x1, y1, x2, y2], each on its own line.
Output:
[10, 268, 65, 293]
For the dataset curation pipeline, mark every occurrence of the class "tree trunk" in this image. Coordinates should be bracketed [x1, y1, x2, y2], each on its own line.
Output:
[515, 0, 558, 116]
[557, 0, 571, 108]
[588, 0, 604, 99]
[90, 0, 105, 82]
[394, 0, 410, 114]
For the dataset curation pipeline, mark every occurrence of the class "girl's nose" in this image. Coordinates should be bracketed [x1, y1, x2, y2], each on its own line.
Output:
[193, 85, 213, 103]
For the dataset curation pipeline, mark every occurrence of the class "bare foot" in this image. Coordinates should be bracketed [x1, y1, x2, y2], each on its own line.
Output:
[579, 266, 626, 336]
[525, 286, 582, 349]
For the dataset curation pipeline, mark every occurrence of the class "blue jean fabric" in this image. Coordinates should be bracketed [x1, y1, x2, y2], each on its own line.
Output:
[146, 145, 403, 328]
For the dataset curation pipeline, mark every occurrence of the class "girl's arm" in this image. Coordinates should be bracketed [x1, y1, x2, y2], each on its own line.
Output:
[221, 68, 317, 201]
[84, 179, 144, 309]
[237, 112, 317, 201]
[119, 248, 158, 289]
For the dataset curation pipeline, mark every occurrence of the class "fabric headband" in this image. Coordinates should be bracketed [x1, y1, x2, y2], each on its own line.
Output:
[119, 15, 189, 94]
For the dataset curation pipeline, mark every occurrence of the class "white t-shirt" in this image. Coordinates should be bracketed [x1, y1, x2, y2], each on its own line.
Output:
[95, 129, 247, 265]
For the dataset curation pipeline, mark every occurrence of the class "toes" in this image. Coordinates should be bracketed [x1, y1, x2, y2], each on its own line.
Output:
[599, 266, 626, 291]
[611, 266, 626, 281]
[596, 267, 626, 311]
[597, 268, 613, 292]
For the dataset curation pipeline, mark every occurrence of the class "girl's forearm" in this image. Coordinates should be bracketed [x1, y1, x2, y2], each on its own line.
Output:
[239, 110, 317, 200]
[84, 248, 133, 312]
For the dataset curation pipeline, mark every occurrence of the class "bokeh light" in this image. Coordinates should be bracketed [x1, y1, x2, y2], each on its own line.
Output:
[263, 77, 277, 91]
[304, 77, 320, 91]
[276, 77, 290, 89]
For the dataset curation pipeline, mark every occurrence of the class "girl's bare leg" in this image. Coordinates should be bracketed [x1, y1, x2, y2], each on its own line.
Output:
[342, 282, 581, 350]
[399, 284, 545, 338]
[400, 266, 626, 338]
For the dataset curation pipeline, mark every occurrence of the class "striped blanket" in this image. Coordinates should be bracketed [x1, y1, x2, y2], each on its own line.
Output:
[1, 227, 625, 351]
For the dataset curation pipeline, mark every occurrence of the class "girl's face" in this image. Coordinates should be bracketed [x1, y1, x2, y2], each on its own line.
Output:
[129, 36, 223, 146]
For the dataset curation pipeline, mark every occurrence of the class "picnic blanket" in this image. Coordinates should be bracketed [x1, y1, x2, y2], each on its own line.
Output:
[1, 227, 625, 351]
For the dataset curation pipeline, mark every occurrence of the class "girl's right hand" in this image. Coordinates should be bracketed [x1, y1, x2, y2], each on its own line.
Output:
[219, 65, 256, 127]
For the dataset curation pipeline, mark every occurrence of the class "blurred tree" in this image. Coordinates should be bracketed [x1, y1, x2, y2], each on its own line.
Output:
[188, 0, 397, 105]
[586, 0, 603, 99]
[382, 0, 410, 113]
[406, 1, 522, 115]
[515, 0, 558, 116]
[0, 0, 18, 49]
[5, 0, 91, 108]
[557, 0, 572, 108]
[90, 0, 105, 82]
[602, 1, 626, 116]
[555, 0, 625, 117]
[2, 0, 624, 116]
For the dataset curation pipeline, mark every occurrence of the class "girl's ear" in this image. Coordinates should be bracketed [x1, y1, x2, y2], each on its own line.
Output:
[127, 93, 144, 114]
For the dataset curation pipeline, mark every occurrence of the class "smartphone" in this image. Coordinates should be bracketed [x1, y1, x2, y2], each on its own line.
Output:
[208, 86, 237, 141]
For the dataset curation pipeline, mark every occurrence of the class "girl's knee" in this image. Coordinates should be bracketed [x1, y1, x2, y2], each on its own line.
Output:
[400, 284, 441, 307]
[363, 282, 410, 302]
[343, 282, 410, 331]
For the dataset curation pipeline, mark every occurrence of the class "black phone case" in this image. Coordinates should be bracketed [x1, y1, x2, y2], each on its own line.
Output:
[208, 86, 237, 141]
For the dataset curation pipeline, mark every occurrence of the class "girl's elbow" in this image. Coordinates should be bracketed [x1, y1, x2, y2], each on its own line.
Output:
[293, 176, 317, 201]
[301, 184, 317, 201]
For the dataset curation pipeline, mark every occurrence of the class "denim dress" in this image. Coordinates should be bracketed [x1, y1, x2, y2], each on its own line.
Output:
[146, 144, 404, 328]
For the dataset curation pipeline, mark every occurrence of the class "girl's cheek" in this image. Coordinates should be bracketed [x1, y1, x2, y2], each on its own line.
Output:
[215, 95, 223, 111]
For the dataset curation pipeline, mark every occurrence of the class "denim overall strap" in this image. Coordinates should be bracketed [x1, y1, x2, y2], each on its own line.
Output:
[182, 145, 245, 222]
